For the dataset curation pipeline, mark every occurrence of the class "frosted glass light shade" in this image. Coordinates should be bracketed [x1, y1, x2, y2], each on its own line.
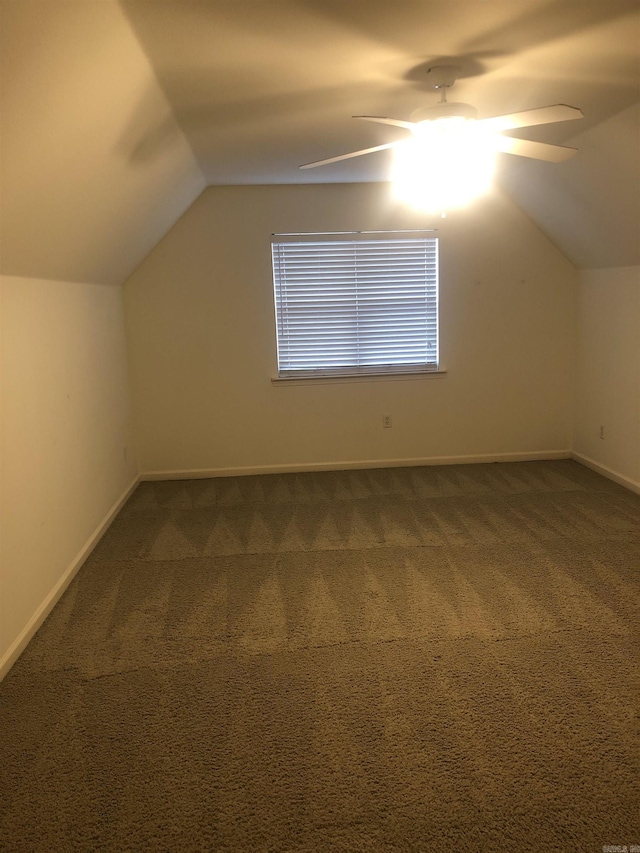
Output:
[392, 118, 497, 213]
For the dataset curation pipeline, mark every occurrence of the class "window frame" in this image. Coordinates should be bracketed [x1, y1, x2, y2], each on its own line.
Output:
[270, 230, 440, 381]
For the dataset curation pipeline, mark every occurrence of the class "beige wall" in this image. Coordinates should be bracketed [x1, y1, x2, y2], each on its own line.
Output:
[124, 183, 577, 476]
[0, 275, 138, 676]
[573, 266, 640, 490]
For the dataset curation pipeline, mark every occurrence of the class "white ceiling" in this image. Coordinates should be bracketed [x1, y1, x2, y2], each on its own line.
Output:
[1, 0, 639, 285]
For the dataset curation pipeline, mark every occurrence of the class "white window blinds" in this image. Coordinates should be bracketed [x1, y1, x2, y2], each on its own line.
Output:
[271, 233, 439, 378]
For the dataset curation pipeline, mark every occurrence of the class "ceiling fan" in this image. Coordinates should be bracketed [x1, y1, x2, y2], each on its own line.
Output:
[299, 65, 584, 171]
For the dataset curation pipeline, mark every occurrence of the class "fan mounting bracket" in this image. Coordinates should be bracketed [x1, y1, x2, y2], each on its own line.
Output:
[426, 65, 462, 90]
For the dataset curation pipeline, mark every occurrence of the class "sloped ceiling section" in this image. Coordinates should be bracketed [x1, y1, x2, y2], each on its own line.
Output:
[121, 0, 640, 269]
[1, 0, 638, 280]
[499, 102, 640, 269]
[0, 0, 205, 287]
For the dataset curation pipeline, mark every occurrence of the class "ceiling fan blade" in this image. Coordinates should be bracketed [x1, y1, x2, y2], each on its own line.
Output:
[495, 135, 577, 162]
[479, 104, 583, 132]
[299, 141, 400, 169]
[353, 115, 415, 131]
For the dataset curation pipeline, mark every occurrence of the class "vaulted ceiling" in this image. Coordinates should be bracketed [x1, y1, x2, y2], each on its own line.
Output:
[1, 0, 639, 286]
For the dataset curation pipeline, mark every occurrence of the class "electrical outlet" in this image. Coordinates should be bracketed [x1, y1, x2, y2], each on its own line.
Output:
[600, 425, 605, 440]
[383, 414, 392, 429]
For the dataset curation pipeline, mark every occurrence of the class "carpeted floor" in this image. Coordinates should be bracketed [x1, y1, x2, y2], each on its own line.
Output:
[1, 459, 639, 852]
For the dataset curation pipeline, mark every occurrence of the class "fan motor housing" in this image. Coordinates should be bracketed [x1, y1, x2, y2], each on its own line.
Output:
[411, 102, 478, 123]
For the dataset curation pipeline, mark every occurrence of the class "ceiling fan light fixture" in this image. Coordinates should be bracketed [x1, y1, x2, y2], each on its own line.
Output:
[298, 60, 583, 177]
[391, 121, 496, 214]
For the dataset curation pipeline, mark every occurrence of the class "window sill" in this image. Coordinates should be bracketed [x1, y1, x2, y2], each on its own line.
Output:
[271, 369, 447, 386]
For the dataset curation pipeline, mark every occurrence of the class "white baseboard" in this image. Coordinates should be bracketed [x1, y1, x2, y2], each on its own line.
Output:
[0, 474, 140, 682]
[142, 450, 571, 481]
[571, 452, 640, 495]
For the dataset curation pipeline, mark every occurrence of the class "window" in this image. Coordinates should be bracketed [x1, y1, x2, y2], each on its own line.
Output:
[271, 232, 439, 379]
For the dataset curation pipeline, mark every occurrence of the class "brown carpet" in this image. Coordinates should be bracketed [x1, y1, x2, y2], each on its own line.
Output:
[1, 460, 639, 852]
